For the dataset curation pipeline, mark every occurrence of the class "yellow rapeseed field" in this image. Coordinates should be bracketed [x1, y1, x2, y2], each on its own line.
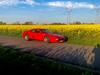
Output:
[0, 24, 100, 31]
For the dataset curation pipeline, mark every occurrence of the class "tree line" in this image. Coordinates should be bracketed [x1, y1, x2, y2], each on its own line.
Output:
[0, 21, 94, 25]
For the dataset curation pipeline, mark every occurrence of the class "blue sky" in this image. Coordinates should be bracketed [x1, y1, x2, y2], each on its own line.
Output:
[0, 0, 100, 24]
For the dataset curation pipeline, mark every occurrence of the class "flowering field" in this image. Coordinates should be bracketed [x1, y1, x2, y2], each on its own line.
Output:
[0, 24, 100, 46]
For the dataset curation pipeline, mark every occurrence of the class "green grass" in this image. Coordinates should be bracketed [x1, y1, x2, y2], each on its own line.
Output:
[0, 45, 96, 75]
[68, 39, 100, 46]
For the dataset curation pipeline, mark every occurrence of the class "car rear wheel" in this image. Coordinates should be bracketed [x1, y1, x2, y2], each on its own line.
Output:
[24, 35, 30, 41]
[44, 36, 50, 43]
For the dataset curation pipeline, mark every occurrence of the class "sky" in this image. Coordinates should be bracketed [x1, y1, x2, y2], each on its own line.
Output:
[0, 0, 100, 24]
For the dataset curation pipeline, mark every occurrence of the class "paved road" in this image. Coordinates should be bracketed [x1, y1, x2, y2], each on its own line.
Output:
[0, 36, 100, 71]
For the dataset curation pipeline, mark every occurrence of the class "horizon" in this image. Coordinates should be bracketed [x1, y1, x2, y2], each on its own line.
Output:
[0, 0, 100, 24]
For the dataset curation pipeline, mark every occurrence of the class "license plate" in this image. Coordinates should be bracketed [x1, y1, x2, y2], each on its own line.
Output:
[59, 40, 64, 42]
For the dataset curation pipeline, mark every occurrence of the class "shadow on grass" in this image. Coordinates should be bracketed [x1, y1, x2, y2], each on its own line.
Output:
[0, 45, 96, 75]
[93, 47, 100, 71]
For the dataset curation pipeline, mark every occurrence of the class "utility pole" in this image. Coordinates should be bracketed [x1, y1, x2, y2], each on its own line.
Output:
[67, 8, 72, 24]
[95, 6, 100, 24]
[66, 5, 73, 25]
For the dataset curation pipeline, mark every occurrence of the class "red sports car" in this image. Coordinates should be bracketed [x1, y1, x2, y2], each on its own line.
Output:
[22, 28, 65, 43]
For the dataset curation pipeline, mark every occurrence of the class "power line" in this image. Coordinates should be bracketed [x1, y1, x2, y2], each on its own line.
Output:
[66, 5, 73, 24]
[66, 8, 72, 24]
[95, 7, 100, 24]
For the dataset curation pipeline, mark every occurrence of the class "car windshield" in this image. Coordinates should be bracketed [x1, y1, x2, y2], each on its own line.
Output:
[41, 29, 52, 33]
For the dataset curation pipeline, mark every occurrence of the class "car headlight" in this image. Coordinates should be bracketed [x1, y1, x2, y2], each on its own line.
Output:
[55, 38, 59, 40]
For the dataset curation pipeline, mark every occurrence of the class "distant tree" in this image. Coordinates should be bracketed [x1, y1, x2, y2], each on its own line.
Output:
[0, 21, 6, 25]
[12, 21, 21, 25]
[80, 22, 94, 25]
[50, 23, 66, 25]
[73, 21, 81, 24]
[88, 23, 94, 24]
[23, 21, 34, 25]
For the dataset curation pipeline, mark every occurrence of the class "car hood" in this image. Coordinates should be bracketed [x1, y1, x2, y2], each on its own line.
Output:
[48, 33, 64, 38]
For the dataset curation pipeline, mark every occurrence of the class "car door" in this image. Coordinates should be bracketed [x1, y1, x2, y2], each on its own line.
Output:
[35, 30, 45, 40]
[30, 29, 43, 40]
[30, 29, 45, 40]
[38, 32, 45, 40]
[29, 29, 37, 39]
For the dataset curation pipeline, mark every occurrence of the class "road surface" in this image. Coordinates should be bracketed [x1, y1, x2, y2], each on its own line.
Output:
[0, 36, 100, 71]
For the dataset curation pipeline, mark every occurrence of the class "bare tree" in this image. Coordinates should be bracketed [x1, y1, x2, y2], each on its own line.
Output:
[23, 21, 34, 25]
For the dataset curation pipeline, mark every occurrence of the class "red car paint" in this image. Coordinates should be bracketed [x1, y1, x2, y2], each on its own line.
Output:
[22, 29, 65, 43]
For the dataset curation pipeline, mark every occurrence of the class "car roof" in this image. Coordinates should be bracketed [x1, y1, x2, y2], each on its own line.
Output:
[33, 28, 47, 30]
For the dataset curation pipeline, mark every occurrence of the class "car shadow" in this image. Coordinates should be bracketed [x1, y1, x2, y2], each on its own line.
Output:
[64, 36, 68, 42]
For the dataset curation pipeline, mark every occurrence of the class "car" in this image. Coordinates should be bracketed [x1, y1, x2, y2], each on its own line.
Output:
[22, 28, 65, 43]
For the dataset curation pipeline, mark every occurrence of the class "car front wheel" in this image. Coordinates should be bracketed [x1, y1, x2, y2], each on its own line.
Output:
[43, 36, 50, 43]
[24, 35, 30, 41]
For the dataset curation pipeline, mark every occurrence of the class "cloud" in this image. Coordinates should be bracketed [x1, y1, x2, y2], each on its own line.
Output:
[0, 0, 38, 6]
[22, 0, 39, 6]
[0, 0, 18, 6]
[0, 0, 98, 9]
[46, 1, 95, 9]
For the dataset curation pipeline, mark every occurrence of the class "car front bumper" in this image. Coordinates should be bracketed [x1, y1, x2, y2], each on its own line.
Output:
[56, 38, 65, 42]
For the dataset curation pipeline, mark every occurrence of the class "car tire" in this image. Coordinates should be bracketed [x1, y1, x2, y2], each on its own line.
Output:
[43, 36, 50, 43]
[24, 35, 30, 41]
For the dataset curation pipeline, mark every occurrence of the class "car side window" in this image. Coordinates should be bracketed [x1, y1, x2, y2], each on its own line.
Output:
[32, 29, 42, 33]
[35, 29, 41, 33]
[32, 29, 35, 32]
